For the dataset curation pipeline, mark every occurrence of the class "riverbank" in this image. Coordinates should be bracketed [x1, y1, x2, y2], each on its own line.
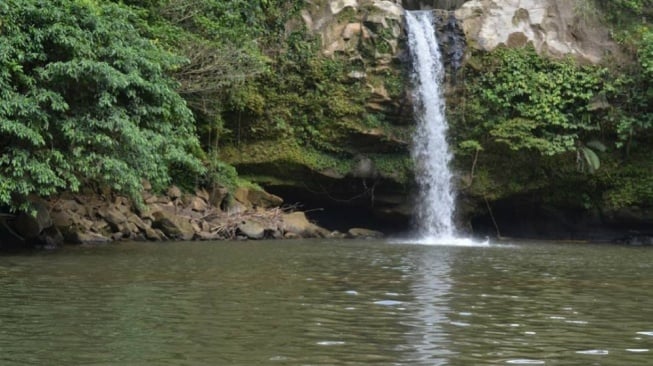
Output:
[2, 184, 651, 250]
[0, 184, 384, 250]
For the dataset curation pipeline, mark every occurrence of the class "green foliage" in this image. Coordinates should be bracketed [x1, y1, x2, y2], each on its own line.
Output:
[586, 140, 607, 152]
[640, 28, 653, 76]
[232, 29, 370, 153]
[454, 35, 653, 210]
[458, 140, 483, 153]
[203, 158, 239, 191]
[460, 47, 607, 156]
[597, 157, 653, 209]
[0, 0, 204, 210]
[600, 26, 653, 152]
[578, 146, 600, 173]
[122, 0, 271, 153]
[593, 0, 653, 26]
[220, 140, 412, 186]
[221, 141, 353, 176]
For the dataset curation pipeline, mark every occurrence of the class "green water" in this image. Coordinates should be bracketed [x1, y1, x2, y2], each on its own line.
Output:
[1, 239, 652, 365]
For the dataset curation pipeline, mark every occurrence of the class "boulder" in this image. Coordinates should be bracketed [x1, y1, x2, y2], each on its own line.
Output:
[144, 227, 163, 241]
[328, 230, 347, 239]
[53, 209, 105, 244]
[167, 185, 182, 200]
[126, 213, 148, 231]
[209, 185, 228, 208]
[234, 187, 251, 207]
[191, 221, 202, 234]
[284, 231, 302, 239]
[12, 202, 52, 239]
[282, 212, 329, 238]
[98, 207, 127, 232]
[51, 209, 76, 231]
[372, 0, 403, 20]
[188, 196, 208, 212]
[113, 196, 131, 209]
[343, 23, 363, 40]
[151, 209, 194, 241]
[91, 220, 110, 233]
[195, 188, 210, 201]
[330, 0, 358, 15]
[237, 219, 266, 240]
[247, 189, 283, 209]
[347, 227, 384, 239]
[124, 222, 140, 238]
[194, 231, 221, 241]
[304, 0, 404, 58]
[143, 192, 158, 204]
[52, 199, 84, 214]
[69, 231, 112, 245]
[222, 195, 247, 214]
[40, 226, 64, 248]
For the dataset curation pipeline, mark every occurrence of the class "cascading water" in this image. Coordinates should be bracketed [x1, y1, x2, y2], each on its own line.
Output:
[406, 10, 456, 241]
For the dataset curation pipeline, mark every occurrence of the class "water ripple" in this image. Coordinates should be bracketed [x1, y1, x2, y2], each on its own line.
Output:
[1, 240, 653, 365]
[506, 359, 546, 365]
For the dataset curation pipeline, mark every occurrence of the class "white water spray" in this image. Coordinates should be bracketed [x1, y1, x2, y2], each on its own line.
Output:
[406, 11, 456, 241]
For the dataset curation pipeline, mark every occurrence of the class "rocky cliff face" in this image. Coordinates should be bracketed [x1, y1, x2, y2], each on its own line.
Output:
[304, 0, 616, 64]
[456, 0, 618, 63]
[301, 0, 406, 114]
[228, 0, 632, 237]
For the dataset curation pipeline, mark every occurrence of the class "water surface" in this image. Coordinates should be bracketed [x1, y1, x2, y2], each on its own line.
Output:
[1, 240, 652, 365]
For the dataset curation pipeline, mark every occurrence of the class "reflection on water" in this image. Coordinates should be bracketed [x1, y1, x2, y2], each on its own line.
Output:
[402, 249, 453, 365]
[1, 240, 652, 365]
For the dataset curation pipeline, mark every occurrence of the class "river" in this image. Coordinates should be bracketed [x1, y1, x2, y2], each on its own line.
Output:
[1, 239, 652, 365]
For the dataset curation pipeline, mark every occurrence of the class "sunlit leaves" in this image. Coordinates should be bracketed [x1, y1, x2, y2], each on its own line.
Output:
[466, 47, 606, 156]
[0, 0, 204, 210]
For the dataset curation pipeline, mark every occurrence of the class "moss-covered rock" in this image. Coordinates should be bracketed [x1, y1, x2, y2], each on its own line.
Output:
[218, 0, 651, 238]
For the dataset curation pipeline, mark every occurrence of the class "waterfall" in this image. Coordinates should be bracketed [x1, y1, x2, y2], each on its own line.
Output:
[406, 10, 456, 240]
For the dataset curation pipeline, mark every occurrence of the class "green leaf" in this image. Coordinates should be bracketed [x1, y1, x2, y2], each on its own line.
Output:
[586, 139, 607, 152]
[580, 146, 600, 173]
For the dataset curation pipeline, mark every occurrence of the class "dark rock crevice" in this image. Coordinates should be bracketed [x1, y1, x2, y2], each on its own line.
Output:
[264, 184, 411, 235]
[471, 196, 653, 243]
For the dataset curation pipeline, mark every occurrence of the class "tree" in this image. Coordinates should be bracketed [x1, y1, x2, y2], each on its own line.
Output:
[0, 0, 204, 210]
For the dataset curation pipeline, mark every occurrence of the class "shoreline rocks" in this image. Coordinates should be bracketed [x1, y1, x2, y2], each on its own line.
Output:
[1, 184, 385, 248]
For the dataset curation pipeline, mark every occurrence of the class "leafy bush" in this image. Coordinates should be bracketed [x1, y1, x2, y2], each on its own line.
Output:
[460, 47, 607, 156]
[0, 0, 204, 210]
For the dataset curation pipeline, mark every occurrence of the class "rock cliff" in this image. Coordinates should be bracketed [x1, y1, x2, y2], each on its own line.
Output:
[456, 0, 618, 63]
[225, 0, 647, 239]
[304, 0, 617, 64]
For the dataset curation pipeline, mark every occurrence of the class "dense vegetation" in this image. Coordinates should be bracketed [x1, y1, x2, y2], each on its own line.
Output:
[453, 0, 653, 210]
[1, 0, 651, 221]
[0, 0, 205, 211]
[0, 0, 300, 211]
